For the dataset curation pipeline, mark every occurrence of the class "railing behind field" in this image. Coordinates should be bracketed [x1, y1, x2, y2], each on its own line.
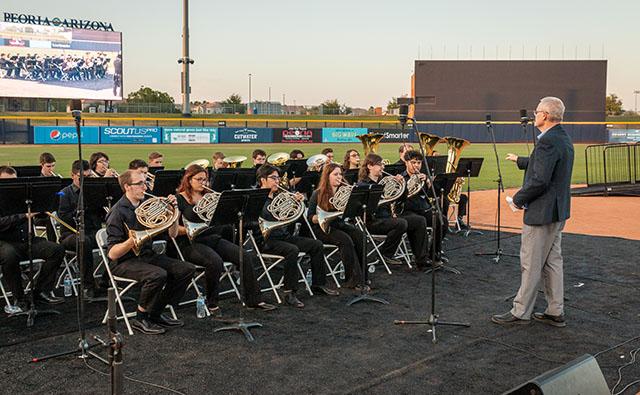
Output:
[585, 143, 638, 187]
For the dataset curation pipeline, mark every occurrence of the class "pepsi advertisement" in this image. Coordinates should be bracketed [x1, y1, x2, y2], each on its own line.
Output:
[321, 127, 368, 143]
[218, 127, 273, 143]
[33, 126, 100, 144]
[100, 126, 161, 144]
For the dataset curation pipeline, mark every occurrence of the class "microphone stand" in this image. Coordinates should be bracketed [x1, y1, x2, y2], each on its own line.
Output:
[521, 116, 531, 156]
[475, 117, 518, 264]
[394, 116, 470, 343]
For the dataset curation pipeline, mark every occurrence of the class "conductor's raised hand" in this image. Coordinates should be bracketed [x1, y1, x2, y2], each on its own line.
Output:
[505, 153, 518, 162]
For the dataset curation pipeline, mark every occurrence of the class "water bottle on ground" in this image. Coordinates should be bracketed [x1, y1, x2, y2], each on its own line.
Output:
[338, 263, 346, 280]
[196, 295, 207, 318]
[63, 274, 73, 297]
[305, 269, 312, 285]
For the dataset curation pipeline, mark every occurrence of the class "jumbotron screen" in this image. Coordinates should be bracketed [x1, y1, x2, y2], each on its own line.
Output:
[0, 22, 122, 100]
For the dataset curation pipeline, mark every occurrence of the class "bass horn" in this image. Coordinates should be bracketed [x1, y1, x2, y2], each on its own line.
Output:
[223, 156, 246, 168]
[128, 193, 180, 256]
[306, 154, 328, 172]
[185, 159, 210, 169]
[444, 136, 471, 203]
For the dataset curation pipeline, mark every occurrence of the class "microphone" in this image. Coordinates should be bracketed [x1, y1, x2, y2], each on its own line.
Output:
[519, 109, 530, 125]
[485, 113, 492, 127]
[399, 104, 409, 127]
[71, 99, 82, 121]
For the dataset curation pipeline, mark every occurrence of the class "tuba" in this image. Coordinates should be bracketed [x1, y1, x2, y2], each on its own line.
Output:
[444, 136, 471, 203]
[259, 186, 305, 239]
[306, 154, 328, 172]
[317, 181, 353, 233]
[267, 152, 291, 189]
[128, 193, 180, 256]
[356, 133, 385, 156]
[417, 132, 445, 156]
[185, 159, 210, 169]
[223, 156, 246, 168]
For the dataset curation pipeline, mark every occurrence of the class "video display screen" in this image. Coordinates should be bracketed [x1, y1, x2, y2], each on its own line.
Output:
[0, 22, 122, 100]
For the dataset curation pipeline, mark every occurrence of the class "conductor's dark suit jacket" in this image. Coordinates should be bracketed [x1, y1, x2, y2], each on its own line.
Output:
[513, 124, 574, 226]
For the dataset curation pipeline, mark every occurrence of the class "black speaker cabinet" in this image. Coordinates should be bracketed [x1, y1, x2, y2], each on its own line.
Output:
[503, 354, 609, 395]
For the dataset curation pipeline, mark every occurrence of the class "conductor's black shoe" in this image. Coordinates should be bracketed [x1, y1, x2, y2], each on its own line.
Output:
[491, 312, 530, 326]
[131, 318, 166, 335]
[150, 313, 184, 327]
[533, 312, 566, 327]
[284, 292, 305, 309]
[383, 255, 403, 266]
[35, 291, 64, 305]
[312, 285, 339, 296]
[248, 302, 277, 311]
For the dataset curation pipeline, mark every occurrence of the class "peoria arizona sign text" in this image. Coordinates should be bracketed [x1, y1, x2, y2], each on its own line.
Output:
[4, 12, 114, 31]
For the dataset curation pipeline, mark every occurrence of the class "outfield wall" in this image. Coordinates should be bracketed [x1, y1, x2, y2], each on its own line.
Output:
[0, 117, 629, 145]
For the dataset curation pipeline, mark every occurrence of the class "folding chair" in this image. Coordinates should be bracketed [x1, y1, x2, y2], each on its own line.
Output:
[49, 214, 80, 296]
[302, 213, 342, 287]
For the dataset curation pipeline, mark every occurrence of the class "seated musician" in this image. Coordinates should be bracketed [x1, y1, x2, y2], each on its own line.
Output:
[170, 165, 276, 316]
[358, 153, 428, 267]
[342, 149, 360, 170]
[89, 152, 116, 177]
[128, 159, 152, 189]
[212, 152, 227, 170]
[400, 150, 442, 268]
[106, 170, 195, 334]
[321, 147, 334, 163]
[456, 193, 469, 229]
[256, 164, 338, 308]
[0, 166, 66, 311]
[252, 149, 267, 169]
[39, 152, 58, 177]
[58, 160, 103, 298]
[307, 163, 365, 289]
[289, 149, 304, 159]
[147, 152, 164, 168]
[394, 144, 414, 166]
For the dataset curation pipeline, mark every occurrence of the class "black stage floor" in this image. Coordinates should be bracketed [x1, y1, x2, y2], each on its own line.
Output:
[2, 230, 639, 394]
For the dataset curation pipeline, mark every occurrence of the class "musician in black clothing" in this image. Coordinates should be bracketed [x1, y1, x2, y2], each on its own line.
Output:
[0, 166, 66, 310]
[252, 149, 267, 168]
[394, 144, 414, 165]
[89, 152, 116, 177]
[307, 163, 365, 289]
[255, 165, 338, 308]
[169, 165, 276, 316]
[39, 152, 58, 177]
[401, 150, 444, 266]
[106, 170, 195, 334]
[58, 160, 102, 298]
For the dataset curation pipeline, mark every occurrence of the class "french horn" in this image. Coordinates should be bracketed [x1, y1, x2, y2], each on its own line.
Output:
[259, 186, 305, 239]
[128, 192, 179, 256]
[317, 180, 353, 233]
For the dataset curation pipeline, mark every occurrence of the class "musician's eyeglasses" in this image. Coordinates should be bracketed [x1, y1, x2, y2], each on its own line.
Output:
[533, 110, 548, 116]
[192, 177, 207, 183]
[267, 175, 281, 181]
[97, 159, 109, 165]
[129, 181, 146, 187]
[350, 153, 359, 157]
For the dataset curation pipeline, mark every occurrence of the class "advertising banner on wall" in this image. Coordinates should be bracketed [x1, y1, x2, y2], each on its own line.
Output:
[218, 127, 273, 143]
[369, 128, 417, 143]
[608, 129, 640, 143]
[33, 126, 100, 144]
[100, 126, 161, 144]
[321, 128, 368, 143]
[275, 128, 322, 143]
[163, 127, 218, 144]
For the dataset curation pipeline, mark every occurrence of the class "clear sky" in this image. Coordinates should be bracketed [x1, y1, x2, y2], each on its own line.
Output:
[3, 1, 640, 109]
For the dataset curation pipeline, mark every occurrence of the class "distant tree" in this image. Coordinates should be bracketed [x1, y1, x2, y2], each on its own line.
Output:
[222, 94, 243, 105]
[387, 97, 399, 112]
[606, 94, 624, 116]
[126, 86, 175, 103]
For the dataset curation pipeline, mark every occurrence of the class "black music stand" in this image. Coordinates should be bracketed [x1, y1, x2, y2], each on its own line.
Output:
[13, 165, 42, 177]
[83, 178, 122, 214]
[148, 166, 164, 175]
[343, 169, 359, 185]
[382, 164, 405, 176]
[454, 158, 484, 237]
[285, 159, 307, 191]
[0, 179, 62, 327]
[346, 184, 388, 306]
[213, 188, 269, 342]
[297, 171, 321, 199]
[425, 156, 448, 176]
[210, 168, 257, 191]
[425, 175, 462, 275]
[151, 170, 184, 197]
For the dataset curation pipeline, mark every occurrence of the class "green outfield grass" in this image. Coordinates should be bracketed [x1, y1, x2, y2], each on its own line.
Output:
[0, 143, 586, 191]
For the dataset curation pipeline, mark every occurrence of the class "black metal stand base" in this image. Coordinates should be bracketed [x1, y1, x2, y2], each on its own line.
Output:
[30, 337, 105, 363]
[475, 249, 518, 264]
[394, 314, 471, 343]
[214, 320, 263, 342]
[347, 290, 389, 306]
[25, 307, 61, 327]
[424, 262, 461, 275]
[459, 228, 483, 238]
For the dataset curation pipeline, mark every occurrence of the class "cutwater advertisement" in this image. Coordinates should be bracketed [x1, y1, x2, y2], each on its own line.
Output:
[163, 127, 218, 144]
[33, 126, 100, 144]
[321, 127, 368, 143]
[100, 126, 161, 144]
[218, 127, 273, 143]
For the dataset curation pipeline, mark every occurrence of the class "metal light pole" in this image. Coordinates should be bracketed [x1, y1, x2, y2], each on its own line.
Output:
[248, 73, 252, 115]
[179, 0, 194, 116]
[634, 90, 640, 113]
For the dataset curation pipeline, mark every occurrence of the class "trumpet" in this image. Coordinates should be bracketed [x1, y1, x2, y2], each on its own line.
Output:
[51, 171, 64, 178]
[127, 192, 179, 256]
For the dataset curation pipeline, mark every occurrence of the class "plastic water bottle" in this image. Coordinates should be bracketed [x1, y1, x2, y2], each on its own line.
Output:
[196, 295, 207, 319]
[305, 269, 312, 285]
[338, 263, 346, 280]
[368, 264, 376, 274]
[63, 274, 73, 297]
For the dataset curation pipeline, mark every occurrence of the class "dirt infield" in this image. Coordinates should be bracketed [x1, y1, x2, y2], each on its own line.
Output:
[467, 186, 640, 240]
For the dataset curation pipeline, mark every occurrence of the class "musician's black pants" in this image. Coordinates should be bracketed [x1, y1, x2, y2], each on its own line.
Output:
[366, 217, 408, 258]
[400, 212, 429, 267]
[0, 237, 65, 300]
[60, 233, 97, 288]
[458, 194, 468, 218]
[180, 235, 224, 307]
[263, 235, 326, 291]
[313, 223, 363, 284]
[406, 208, 444, 260]
[111, 252, 195, 315]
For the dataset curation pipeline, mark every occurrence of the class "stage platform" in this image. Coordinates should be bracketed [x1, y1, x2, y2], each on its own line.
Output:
[2, 229, 639, 394]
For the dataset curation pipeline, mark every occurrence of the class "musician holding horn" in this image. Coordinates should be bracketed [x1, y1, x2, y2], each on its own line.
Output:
[106, 170, 195, 335]
[89, 152, 117, 178]
[307, 163, 365, 290]
[57, 160, 103, 297]
[342, 149, 360, 170]
[170, 165, 276, 316]
[256, 165, 338, 308]
[39, 152, 60, 177]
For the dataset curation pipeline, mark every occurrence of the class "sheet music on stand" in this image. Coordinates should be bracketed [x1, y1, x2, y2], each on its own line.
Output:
[13, 166, 42, 177]
[210, 168, 257, 192]
[151, 170, 184, 197]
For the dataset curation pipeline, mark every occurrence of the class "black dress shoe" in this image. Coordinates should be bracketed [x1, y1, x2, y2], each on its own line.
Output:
[533, 312, 566, 327]
[491, 312, 530, 326]
[35, 291, 64, 305]
[284, 292, 304, 309]
[247, 301, 277, 311]
[131, 318, 166, 335]
[311, 285, 339, 296]
[150, 313, 184, 327]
